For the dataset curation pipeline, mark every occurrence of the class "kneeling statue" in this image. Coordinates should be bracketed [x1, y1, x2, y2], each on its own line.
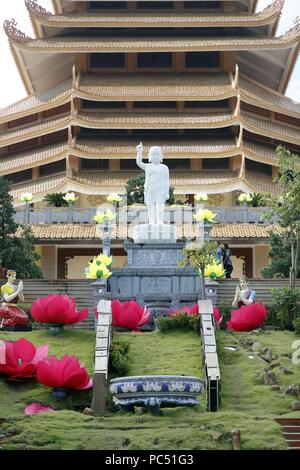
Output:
[227, 275, 266, 332]
[0, 270, 30, 330]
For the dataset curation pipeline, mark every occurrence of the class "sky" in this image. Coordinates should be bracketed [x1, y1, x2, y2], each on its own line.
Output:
[0, 0, 299, 108]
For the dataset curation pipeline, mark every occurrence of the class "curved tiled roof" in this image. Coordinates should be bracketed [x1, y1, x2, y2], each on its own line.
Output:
[21, 223, 282, 241]
[10, 173, 66, 200]
[0, 115, 70, 148]
[26, 0, 284, 28]
[76, 111, 237, 129]
[241, 114, 300, 145]
[6, 33, 300, 53]
[246, 170, 280, 193]
[0, 141, 68, 175]
[240, 76, 300, 117]
[1, 72, 300, 123]
[76, 72, 233, 101]
[75, 136, 238, 158]
[0, 79, 71, 124]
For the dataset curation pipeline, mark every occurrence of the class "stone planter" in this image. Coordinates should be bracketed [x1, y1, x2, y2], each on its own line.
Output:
[110, 375, 202, 415]
[48, 324, 65, 335]
[52, 387, 70, 399]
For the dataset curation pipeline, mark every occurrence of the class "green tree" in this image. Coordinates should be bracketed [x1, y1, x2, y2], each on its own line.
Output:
[261, 232, 300, 279]
[0, 177, 43, 279]
[264, 146, 300, 288]
[125, 173, 175, 205]
[179, 239, 217, 300]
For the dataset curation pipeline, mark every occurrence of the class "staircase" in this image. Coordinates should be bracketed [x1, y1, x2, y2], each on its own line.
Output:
[276, 418, 300, 450]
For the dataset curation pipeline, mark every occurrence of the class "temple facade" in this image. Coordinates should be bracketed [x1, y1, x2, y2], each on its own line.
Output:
[1, 0, 300, 279]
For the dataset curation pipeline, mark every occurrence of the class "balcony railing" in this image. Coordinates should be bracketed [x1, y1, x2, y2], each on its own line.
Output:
[14, 205, 277, 225]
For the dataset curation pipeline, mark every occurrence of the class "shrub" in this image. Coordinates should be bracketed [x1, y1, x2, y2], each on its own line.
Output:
[218, 302, 231, 329]
[270, 287, 300, 330]
[155, 313, 200, 334]
[294, 317, 300, 335]
[109, 335, 131, 376]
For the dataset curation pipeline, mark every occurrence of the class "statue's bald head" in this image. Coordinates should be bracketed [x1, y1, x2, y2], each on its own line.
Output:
[148, 146, 163, 163]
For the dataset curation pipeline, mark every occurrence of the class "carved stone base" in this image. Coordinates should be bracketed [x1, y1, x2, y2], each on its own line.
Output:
[132, 224, 178, 243]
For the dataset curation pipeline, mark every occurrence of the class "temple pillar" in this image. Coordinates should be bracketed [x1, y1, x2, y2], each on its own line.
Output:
[41, 246, 57, 279]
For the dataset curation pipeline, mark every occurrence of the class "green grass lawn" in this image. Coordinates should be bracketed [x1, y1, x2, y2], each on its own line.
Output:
[0, 329, 299, 450]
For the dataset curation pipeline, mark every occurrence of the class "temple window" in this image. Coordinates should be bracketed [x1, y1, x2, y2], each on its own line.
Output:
[136, 1, 174, 9]
[137, 53, 173, 68]
[185, 52, 220, 68]
[184, 1, 221, 9]
[120, 159, 140, 170]
[88, 1, 127, 10]
[185, 99, 229, 109]
[39, 159, 66, 178]
[7, 114, 38, 130]
[202, 158, 230, 170]
[165, 159, 191, 170]
[90, 53, 126, 69]
[80, 158, 109, 170]
[82, 100, 127, 109]
[42, 103, 71, 119]
[133, 101, 177, 109]
[245, 159, 272, 177]
[4, 169, 32, 184]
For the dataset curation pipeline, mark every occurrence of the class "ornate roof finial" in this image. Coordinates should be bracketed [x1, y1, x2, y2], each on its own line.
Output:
[283, 16, 300, 40]
[237, 126, 244, 148]
[25, 0, 52, 18]
[233, 64, 239, 90]
[72, 65, 76, 89]
[261, 0, 285, 15]
[3, 19, 31, 43]
[234, 93, 241, 118]
[68, 126, 76, 149]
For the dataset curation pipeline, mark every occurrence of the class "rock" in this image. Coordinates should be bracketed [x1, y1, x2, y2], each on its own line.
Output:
[291, 401, 300, 411]
[260, 347, 276, 363]
[281, 367, 294, 375]
[239, 336, 255, 348]
[83, 407, 95, 416]
[270, 385, 280, 391]
[212, 432, 223, 442]
[252, 341, 262, 352]
[0, 434, 6, 441]
[270, 360, 281, 369]
[285, 384, 300, 397]
[263, 370, 278, 386]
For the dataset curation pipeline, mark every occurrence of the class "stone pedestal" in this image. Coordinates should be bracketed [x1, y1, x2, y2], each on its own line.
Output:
[132, 224, 178, 244]
[109, 241, 202, 327]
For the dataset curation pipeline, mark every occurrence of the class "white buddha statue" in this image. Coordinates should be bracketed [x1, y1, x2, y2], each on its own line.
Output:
[136, 142, 170, 225]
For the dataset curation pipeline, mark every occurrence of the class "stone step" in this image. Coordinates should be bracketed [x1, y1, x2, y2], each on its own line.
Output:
[276, 418, 300, 450]
[276, 418, 300, 426]
[286, 441, 300, 448]
[283, 433, 300, 440]
[282, 426, 300, 433]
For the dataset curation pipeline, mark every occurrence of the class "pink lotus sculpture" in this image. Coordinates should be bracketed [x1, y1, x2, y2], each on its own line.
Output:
[31, 294, 88, 326]
[24, 403, 54, 415]
[227, 304, 267, 332]
[36, 354, 92, 397]
[0, 338, 48, 381]
[112, 300, 150, 330]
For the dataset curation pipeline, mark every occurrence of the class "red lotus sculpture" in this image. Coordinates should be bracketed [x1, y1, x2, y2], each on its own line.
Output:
[31, 294, 88, 325]
[227, 304, 267, 332]
[112, 300, 150, 330]
[0, 338, 48, 381]
[36, 354, 92, 391]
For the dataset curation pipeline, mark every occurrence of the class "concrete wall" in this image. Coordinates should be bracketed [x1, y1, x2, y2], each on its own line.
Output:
[40, 246, 57, 279]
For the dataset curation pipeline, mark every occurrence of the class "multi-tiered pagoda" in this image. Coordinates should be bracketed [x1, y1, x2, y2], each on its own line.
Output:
[1, 0, 300, 279]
